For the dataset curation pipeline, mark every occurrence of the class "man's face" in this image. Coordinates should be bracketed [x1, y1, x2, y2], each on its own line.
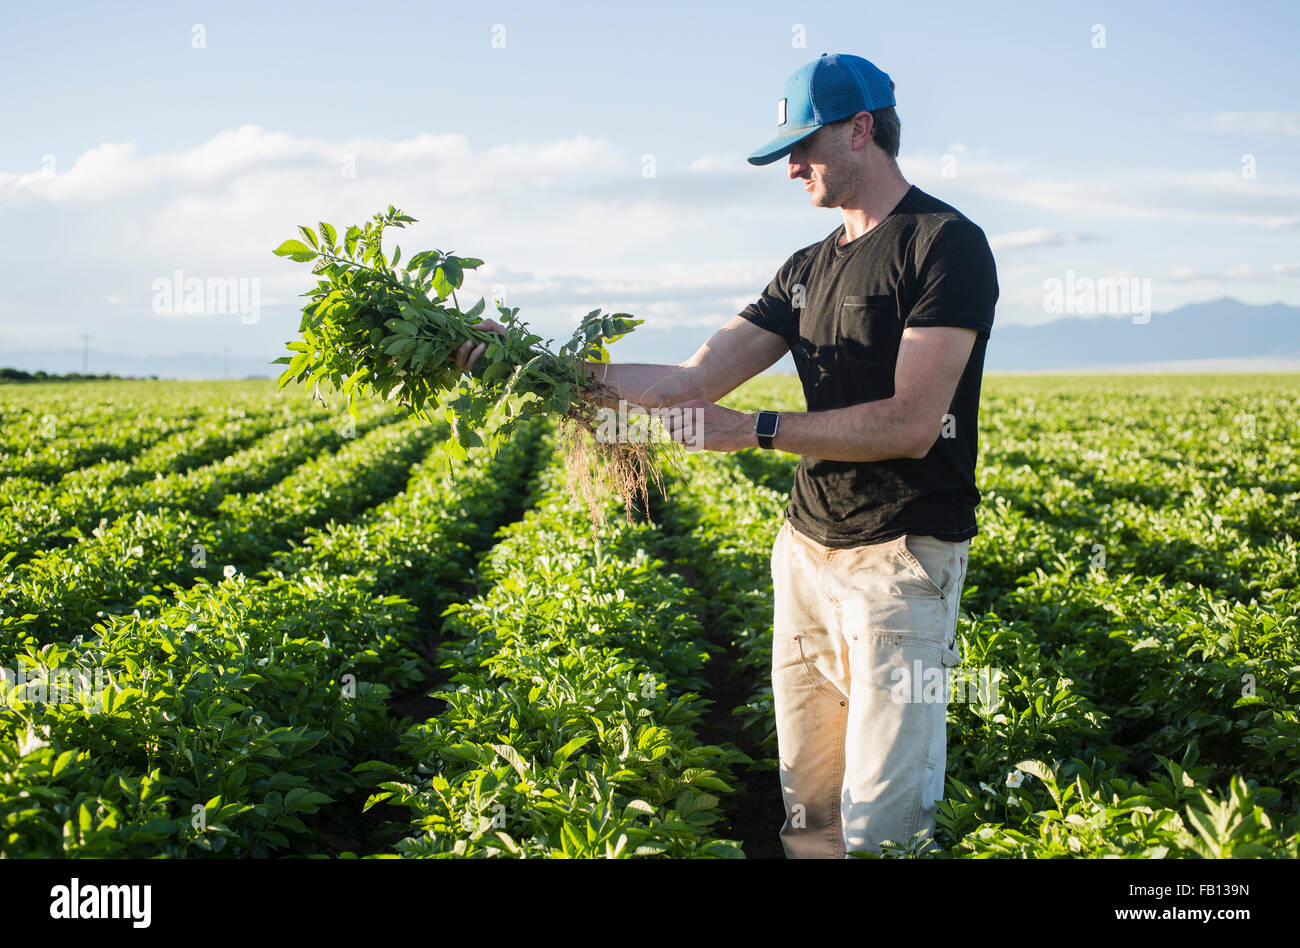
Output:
[787, 123, 849, 207]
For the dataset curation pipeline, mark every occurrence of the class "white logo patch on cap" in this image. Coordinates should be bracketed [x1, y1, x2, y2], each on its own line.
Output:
[777, 97, 787, 126]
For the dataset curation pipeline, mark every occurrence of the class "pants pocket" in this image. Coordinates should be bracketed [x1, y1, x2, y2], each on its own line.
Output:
[795, 632, 846, 701]
[857, 630, 948, 705]
[940, 631, 961, 668]
[896, 534, 956, 599]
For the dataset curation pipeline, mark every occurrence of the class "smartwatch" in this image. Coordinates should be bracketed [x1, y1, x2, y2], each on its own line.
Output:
[754, 410, 780, 449]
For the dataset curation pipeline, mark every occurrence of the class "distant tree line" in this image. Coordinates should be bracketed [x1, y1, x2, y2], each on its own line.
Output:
[0, 368, 159, 383]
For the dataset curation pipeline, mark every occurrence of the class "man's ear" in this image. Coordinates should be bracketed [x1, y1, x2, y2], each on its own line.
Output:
[853, 112, 875, 151]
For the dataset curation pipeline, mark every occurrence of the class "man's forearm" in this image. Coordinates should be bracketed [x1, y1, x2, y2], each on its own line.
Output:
[762, 397, 933, 462]
[583, 361, 704, 409]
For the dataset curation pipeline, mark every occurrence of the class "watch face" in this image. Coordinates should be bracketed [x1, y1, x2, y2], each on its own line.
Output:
[756, 411, 779, 438]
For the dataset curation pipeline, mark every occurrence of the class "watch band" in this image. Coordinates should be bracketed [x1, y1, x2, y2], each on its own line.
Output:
[755, 410, 780, 449]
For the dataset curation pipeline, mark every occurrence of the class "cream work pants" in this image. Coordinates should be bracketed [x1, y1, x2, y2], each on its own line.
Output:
[770, 520, 969, 858]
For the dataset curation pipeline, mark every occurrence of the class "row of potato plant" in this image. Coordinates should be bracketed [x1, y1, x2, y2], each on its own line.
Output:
[0, 381, 296, 482]
[1, 412, 426, 649]
[0, 416, 544, 856]
[361, 452, 750, 857]
[0, 403, 329, 564]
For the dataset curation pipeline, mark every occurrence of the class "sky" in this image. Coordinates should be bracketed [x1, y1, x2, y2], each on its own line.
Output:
[1, 0, 1297, 372]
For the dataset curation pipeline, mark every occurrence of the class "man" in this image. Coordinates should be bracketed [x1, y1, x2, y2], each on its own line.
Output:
[458, 52, 998, 858]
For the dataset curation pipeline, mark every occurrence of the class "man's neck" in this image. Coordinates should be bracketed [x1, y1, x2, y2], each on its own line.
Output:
[836, 175, 913, 246]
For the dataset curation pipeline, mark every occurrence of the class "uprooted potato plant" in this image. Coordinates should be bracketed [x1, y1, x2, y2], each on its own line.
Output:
[272, 205, 679, 526]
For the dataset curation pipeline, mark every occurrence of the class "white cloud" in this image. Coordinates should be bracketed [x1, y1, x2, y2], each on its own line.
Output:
[901, 151, 1300, 228]
[988, 229, 1100, 251]
[1169, 262, 1300, 283]
[1193, 111, 1300, 136]
[0, 126, 625, 206]
[689, 153, 744, 173]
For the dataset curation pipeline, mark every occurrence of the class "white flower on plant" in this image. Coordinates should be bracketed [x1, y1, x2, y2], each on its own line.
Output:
[979, 781, 994, 794]
[223, 565, 237, 579]
[17, 725, 51, 757]
[1006, 769, 1025, 788]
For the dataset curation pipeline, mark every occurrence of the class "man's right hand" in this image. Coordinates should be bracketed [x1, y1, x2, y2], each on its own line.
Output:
[454, 318, 507, 374]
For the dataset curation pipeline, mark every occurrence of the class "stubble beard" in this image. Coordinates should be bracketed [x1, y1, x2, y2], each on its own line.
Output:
[812, 170, 843, 208]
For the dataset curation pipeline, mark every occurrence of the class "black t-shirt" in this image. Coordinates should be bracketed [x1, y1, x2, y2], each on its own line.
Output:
[739, 184, 998, 547]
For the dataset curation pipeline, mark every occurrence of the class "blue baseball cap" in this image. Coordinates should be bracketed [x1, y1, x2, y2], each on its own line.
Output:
[748, 53, 896, 166]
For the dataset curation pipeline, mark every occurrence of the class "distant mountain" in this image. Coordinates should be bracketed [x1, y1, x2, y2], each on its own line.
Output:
[985, 298, 1300, 371]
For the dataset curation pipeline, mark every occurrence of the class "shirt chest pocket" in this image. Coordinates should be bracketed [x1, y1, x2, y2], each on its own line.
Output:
[835, 294, 901, 368]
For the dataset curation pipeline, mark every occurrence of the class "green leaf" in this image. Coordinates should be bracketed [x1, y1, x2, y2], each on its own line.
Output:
[490, 743, 530, 781]
[481, 362, 512, 385]
[273, 239, 317, 263]
[431, 268, 453, 299]
[344, 226, 362, 255]
[552, 735, 592, 768]
[1014, 759, 1054, 782]
[52, 750, 78, 778]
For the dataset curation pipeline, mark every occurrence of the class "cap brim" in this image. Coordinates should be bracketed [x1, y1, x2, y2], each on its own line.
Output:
[747, 125, 820, 166]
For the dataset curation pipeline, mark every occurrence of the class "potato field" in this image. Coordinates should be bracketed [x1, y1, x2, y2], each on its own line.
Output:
[1, 374, 1297, 859]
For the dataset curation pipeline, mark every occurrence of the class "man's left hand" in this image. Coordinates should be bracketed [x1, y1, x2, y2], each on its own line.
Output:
[664, 400, 757, 453]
